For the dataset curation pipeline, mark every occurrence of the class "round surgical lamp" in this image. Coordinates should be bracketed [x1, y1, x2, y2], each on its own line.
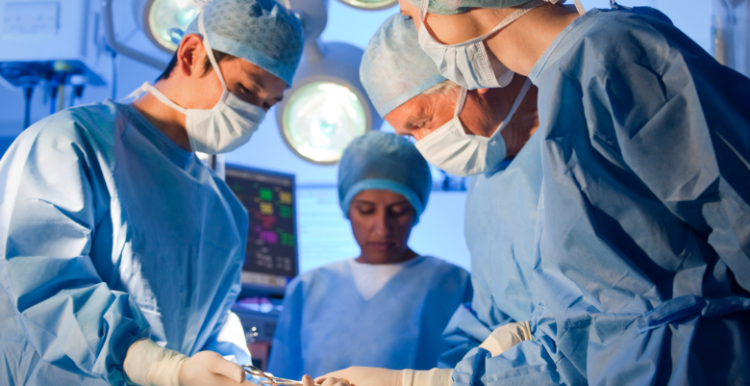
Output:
[335, 0, 397, 10]
[134, 0, 202, 53]
[278, 0, 382, 165]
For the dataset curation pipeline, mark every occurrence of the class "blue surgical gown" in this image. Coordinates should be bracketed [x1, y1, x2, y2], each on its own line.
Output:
[438, 132, 544, 368]
[0, 100, 251, 385]
[451, 7, 750, 386]
[267, 256, 472, 379]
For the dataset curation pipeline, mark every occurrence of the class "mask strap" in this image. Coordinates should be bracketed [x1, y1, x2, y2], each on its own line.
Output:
[419, 0, 429, 26]
[495, 78, 532, 134]
[454, 86, 468, 117]
[198, 13, 228, 92]
[133, 81, 189, 114]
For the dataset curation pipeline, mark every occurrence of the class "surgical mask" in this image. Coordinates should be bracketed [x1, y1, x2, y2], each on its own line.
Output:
[126, 13, 265, 154]
[417, 0, 582, 90]
[415, 78, 532, 177]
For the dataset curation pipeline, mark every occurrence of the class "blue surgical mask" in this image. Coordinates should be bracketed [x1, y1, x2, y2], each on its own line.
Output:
[415, 79, 532, 176]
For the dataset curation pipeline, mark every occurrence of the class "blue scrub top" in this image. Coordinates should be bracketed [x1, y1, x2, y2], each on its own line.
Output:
[0, 101, 250, 385]
[268, 256, 472, 379]
[451, 7, 750, 386]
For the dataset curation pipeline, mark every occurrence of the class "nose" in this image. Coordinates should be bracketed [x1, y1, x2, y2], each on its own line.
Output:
[372, 210, 389, 237]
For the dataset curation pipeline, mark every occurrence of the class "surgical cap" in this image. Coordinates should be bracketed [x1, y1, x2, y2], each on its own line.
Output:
[185, 0, 304, 86]
[338, 131, 432, 224]
[411, 0, 537, 15]
[361, 14, 446, 118]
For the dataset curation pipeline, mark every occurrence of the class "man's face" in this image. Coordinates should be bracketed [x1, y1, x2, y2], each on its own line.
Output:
[384, 87, 499, 140]
[182, 35, 288, 113]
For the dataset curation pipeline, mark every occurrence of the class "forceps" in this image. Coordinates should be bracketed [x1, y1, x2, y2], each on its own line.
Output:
[243, 364, 320, 386]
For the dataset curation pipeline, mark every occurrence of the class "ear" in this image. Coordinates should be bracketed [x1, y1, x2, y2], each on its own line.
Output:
[175, 34, 208, 78]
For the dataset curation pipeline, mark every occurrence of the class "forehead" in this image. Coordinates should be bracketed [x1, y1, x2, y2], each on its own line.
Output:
[353, 189, 409, 205]
[232, 58, 288, 92]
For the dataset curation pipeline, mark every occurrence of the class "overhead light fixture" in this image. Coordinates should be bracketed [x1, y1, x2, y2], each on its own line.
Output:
[277, 0, 382, 165]
[138, 0, 202, 52]
[334, 0, 398, 11]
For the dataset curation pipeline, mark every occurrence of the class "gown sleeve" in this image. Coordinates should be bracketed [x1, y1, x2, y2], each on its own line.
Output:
[267, 276, 306, 379]
[0, 115, 151, 384]
[600, 33, 750, 293]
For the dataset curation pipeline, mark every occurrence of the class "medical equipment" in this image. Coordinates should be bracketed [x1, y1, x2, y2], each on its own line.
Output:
[0, 0, 113, 128]
[713, 0, 750, 76]
[276, 0, 381, 165]
[244, 364, 320, 386]
[226, 164, 299, 295]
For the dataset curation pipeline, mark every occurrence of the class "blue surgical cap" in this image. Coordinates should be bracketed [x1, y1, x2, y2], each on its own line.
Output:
[186, 0, 304, 86]
[361, 14, 446, 118]
[409, 0, 536, 16]
[338, 131, 432, 224]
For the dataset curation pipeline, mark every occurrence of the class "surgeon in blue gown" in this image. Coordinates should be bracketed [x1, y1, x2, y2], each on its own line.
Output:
[321, 13, 547, 386]
[328, 0, 750, 385]
[267, 131, 472, 379]
[0, 0, 305, 385]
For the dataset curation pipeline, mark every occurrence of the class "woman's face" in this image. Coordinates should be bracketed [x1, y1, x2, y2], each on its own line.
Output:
[349, 189, 416, 264]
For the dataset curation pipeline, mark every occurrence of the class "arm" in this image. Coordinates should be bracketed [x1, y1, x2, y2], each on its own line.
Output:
[267, 277, 305, 379]
[0, 119, 150, 384]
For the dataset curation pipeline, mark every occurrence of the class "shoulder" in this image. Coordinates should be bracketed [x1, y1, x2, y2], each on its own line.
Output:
[416, 256, 470, 281]
[292, 260, 351, 288]
[23, 102, 120, 151]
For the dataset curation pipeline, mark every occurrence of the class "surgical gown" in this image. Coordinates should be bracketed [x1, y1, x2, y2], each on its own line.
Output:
[438, 132, 544, 368]
[0, 100, 251, 385]
[451, 7, 750, 386]
[268, 256, 472, 379]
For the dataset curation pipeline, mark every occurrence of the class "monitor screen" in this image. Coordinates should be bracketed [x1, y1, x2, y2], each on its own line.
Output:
[225, 164, 297, 293]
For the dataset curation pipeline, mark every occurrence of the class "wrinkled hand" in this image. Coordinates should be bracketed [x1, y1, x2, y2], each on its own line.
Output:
[178, 351, 255, 386]
[317, 367, 402, 386]
[302, 374, 350, 386]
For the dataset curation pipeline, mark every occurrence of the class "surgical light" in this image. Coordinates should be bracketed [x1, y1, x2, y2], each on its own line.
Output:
[140, 0, 202, 52]
[278, 0, 382, 165]
[281, 81, 368, 164]
[335, 0, 397, 11]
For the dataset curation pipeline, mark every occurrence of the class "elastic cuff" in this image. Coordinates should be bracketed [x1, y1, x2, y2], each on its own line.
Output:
[123, 339, 188, 386]
[406, 368, 453, 386]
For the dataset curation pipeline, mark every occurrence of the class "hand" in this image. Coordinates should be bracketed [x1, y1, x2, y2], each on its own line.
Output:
[178, 351, 255, 386]
[302, 374, 350, 386]
[317, 367, 402, 386]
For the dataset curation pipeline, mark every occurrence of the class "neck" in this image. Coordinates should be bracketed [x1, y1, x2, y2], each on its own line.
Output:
[130, 80, 191, 151]
[356, 247, 418, 265]
[485, 4, 580, 76]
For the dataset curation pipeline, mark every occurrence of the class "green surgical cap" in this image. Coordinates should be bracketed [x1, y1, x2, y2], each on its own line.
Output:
[186, 0, 304, 86]
[361, 14, 446, 118]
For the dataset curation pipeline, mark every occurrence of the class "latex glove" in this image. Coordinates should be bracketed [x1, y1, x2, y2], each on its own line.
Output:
[319, 367, 452, 386]
[478, 321, 532, 357]
[303, 374, 350, 386]
[124, 339, 254, 386]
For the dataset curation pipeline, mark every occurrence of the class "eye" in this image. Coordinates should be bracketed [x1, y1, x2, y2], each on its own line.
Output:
[355, 204, 375, 215]
[389, 204, 411, 216]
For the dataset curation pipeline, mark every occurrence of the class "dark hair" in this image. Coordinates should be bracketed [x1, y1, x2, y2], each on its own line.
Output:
[156, 49, 235, 82]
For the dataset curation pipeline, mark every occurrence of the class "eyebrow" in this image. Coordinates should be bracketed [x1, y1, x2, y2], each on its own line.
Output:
[245, 73, 284, 103]
[353, 199, 411, 206]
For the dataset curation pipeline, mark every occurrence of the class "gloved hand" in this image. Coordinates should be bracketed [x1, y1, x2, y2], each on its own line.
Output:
[478, 321, 532, 357]
[302, 374, 350, 386]
[124, 339, 255, 386]
[178, 350, 254, 386]
[319, 367, 452, 386]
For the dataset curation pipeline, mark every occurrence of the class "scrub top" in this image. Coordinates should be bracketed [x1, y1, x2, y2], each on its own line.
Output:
[268, 256, 472, 379]
[0, 100, 250, 385]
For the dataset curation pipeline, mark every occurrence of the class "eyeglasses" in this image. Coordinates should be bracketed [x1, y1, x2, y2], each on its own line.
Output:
[243, 364, 321, 386]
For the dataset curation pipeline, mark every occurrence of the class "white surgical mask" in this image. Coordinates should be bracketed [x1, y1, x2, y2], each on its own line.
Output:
[126, 13, 266, 154]
[415, 78, 532, 176]
[417, 0, 585, 90]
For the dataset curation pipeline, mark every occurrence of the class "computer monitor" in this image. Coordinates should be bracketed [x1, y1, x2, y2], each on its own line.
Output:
[225, 164, 298, 296]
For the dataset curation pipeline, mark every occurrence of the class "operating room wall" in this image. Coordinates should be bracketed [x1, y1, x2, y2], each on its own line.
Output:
[0, 0, 713, 274]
